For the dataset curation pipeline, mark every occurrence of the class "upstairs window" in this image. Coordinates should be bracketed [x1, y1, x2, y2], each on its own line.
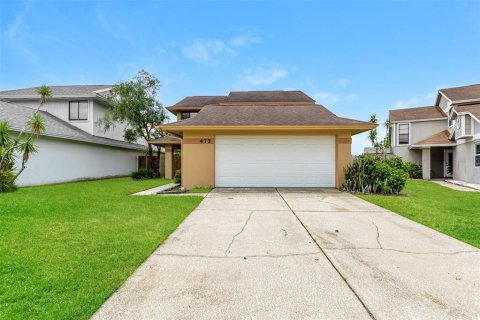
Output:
[398, 123, 410, 145]
[181, 112, 198, 120]
[475, 144, 480, 167]
[69, 101, 88, 120]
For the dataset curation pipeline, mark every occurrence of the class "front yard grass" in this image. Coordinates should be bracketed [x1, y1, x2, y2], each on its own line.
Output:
[0, 177, 203, 319]
[358, 179, 480, 248]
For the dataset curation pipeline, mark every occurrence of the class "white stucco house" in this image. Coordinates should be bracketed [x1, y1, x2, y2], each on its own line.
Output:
[0, 85, 146, 186]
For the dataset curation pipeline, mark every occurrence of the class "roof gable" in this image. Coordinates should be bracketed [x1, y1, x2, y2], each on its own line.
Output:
[439, 84, 480, 103]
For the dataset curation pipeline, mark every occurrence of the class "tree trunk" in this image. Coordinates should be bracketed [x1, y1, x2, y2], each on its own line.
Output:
[147, 143, 154, 171]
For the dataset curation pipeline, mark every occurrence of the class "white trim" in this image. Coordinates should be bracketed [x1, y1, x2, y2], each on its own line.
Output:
[410, 143, 456, 149]
[390, 117, 446, 124]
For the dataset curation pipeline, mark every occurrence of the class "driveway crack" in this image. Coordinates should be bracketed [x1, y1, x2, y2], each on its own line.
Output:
[324, 247, 479, 255]
[370, 220, 383, 249]
[224, 210, 255, 256]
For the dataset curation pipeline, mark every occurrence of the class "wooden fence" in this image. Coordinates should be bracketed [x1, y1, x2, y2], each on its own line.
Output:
[137, 154, 165, 177]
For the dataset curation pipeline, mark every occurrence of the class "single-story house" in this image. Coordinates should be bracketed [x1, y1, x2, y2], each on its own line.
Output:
[0, 86, 146, 186]
[154, 90, 375, 189]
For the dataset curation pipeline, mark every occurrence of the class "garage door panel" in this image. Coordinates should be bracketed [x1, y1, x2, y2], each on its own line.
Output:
[215, 135, 335, 187]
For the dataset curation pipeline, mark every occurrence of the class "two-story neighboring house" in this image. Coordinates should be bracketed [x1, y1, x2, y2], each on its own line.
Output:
[389, 84, 480, 184]
[0, 85, 146, 186]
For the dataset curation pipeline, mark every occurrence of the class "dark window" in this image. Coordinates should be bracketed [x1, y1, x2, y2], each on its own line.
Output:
[475, 144, 480, 167]
[398, 123, 409, 145]
[69, 101, 88, 120]
[181, 112, 198, 120]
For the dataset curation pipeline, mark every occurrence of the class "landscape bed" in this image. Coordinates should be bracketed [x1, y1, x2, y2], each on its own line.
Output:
[358, 179, 480, 248]
[0, 177, 203, 319]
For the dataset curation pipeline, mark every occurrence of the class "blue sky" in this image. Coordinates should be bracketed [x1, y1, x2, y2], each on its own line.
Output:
[1, 0, 479, 154]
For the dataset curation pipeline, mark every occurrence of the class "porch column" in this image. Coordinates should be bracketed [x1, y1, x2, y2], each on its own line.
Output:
[422, 148, 431, 180]
[165, 145, 174, 179]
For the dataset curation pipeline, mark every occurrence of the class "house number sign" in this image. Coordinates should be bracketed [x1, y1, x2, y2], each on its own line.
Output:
[199, 138, 212, 144]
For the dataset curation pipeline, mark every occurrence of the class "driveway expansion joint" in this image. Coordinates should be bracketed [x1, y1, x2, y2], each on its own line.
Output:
[275, 188, 377, 320]
[155, 252, 322, 259]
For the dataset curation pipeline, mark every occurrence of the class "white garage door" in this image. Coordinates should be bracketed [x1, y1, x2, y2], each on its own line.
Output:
[215, 135, 336, 187]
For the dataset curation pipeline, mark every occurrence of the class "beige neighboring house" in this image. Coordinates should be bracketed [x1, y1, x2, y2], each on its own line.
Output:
[152, 90, 375, 189]
[389, 84, 480, 184]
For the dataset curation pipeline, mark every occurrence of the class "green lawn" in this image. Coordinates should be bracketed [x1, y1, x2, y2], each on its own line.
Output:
[358, 179, 480, 248]
[0, 178, 203, 319]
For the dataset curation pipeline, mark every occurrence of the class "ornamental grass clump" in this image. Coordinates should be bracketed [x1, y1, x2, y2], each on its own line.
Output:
[343, 154, 408, 195]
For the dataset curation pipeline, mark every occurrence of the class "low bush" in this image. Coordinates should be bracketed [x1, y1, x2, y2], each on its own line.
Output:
[404, 161, 422, 179]
[0, 170, 17, 193]
[131, 169, 155, 180]
[174, 169, 181, 184]
[342, 155, 408, 195]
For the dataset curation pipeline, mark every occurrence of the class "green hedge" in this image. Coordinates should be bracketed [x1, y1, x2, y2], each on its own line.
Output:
[342, 155, 409, 195]
[131, 169, 155, 180]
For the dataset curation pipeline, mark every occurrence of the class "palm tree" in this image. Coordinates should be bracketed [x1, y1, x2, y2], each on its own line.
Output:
[383, 119, 391, 147]
[368, 114, 378, 147]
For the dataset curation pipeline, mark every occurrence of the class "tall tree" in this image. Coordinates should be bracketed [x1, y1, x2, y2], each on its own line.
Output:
[0, 85, 48, 192]
[99, 70, 167, 171]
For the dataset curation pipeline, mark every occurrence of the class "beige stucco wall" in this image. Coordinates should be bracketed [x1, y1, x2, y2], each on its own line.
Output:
[180, 129, 353, 189]
[454, 141, 480, 184]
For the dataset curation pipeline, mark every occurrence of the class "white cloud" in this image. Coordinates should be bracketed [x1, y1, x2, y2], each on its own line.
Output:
[238, 66, 288, 86]
[312, 92, 342, 103]
[393, 87, 441, 109]
[229, 34, 261, 47]
[336, 78, 350, 87]
[181, 34, 260, 65]
[5, 0, 36, 38]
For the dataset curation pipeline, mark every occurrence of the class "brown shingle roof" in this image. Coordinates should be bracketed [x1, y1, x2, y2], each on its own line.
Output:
[454, 104, 480, 120]
[439, 84, 480, 102]
[413, 130, 454, 146]
[224, 90, 315, 104]
[163, 104, 372, 127]
[168, 96, 227, 111]
[389, 106, 446, 122]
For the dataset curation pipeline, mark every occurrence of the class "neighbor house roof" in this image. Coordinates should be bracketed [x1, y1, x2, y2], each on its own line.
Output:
[223, 90, 315, 104]
[389, 106, 446, 122]
[454, 104, 480, 120]
[0, 85, 112, 99]
[0, 101, 145, 150]
[439, 84, 480, 103]
[162, 104, 373, 128]
[411, 130, 454, 147]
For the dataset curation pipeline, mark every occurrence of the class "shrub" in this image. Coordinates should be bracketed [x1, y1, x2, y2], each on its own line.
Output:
[0, 170, 17, 193]
[131, 169, 155, 180]
[342, 154, 408, 195]
[174, 169, 181, 184]
[404, 161, 422, 179]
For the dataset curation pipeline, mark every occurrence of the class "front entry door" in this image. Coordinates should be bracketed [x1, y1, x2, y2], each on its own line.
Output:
[444, 150, 453, 178]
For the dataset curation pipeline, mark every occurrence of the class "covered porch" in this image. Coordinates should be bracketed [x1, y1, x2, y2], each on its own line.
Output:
[410, 130, 456, 179]
[149, 136, 182, 179]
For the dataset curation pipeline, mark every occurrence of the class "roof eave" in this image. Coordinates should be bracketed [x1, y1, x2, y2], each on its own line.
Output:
[409, 143, 456, 149]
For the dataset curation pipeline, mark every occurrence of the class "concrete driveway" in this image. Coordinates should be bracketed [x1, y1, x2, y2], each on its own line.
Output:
[93, 188, 480, 320]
